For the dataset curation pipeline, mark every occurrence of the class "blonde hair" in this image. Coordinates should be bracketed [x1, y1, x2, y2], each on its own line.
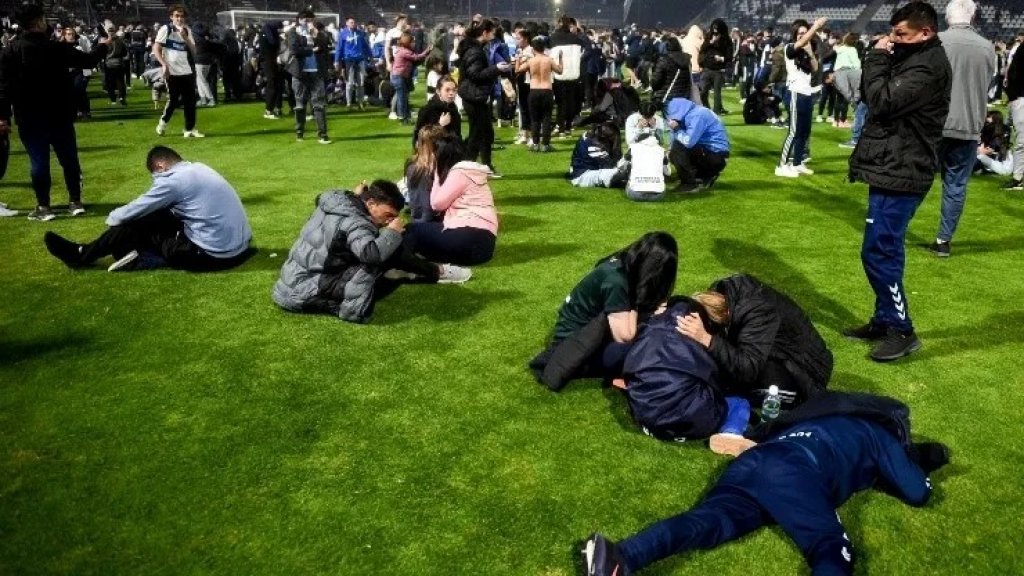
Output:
[691, 291, 729, 325]
[408, 125, 445, 188]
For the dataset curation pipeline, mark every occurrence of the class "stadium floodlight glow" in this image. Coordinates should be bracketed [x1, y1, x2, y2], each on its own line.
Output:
[409, 4, 416, 9]
[216, 10, 340, 29]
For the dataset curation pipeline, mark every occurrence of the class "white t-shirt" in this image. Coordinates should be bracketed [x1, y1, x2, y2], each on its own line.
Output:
[627, 138, 668, 194]
[624, 112, 667, 150]
[155, 24, 193, 76]
[784, 43, 819, 96]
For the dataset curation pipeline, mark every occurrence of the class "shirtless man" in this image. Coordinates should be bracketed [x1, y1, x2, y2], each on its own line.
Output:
[516, 37, 562, 152]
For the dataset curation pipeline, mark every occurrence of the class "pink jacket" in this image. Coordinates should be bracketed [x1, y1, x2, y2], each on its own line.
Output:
[431, 161, 499, 235]
[392, 46, 430, 78]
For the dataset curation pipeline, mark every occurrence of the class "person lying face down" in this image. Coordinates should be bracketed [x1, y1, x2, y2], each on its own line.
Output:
[677, 273, 833, 408]
[529, 232, 678, 391]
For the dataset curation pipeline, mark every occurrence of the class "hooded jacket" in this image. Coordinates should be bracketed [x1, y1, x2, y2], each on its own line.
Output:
[432, 161, 499, 235]
[848, 37, 952, 195]
[272, 192, 402, 323]
[665, 98, 730, 154]
[651, 49, 692, 104]
[457, 37, 500, 103]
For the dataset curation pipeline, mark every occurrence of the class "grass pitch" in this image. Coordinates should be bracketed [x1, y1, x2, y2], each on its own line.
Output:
[1, 85, 1022, 575]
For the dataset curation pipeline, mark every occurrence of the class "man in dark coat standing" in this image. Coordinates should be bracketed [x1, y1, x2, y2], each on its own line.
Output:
[0, 3, 110, 221]
[845, 2, 951, 362]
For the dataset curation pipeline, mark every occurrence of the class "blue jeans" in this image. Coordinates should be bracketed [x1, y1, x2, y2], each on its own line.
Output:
[936, 137, 979, 242]
[18, 122, 83, 207]
[391, 74, 410, 120]
[862, 190, 925, 332]
[345, 60, 365, 105]
[779, 92, 813, 166]
[851, 101, 868, 143]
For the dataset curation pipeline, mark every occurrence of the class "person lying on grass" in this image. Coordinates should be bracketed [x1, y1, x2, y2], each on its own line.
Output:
[529, 231, 677, 391]
[43, 145, 253, 272]
[581, 404, 951, 576]
[272, 179, 471, 324]
[678, 274, 833, 410]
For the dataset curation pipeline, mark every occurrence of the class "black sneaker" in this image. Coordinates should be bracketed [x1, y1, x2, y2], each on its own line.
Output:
[1002, 179, 1023, 191]
[909, 442, 950, 474]
[870, 328, 921, 362]
[44, 231, 84, 268]
[842, 322, 887, 341]
[927, 240, 950, 258]
[581, 533, 631, 576]
[27, 206, 56, 222]
[677, 181, 700, 194]
[68, 201, 86, 216]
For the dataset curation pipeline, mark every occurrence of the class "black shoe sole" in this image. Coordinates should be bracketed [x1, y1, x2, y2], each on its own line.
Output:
[870, 338, 922, 362]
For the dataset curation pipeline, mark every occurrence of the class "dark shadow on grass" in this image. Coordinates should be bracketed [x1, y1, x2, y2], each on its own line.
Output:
[0, 333, 91, 366]
[829, 372, 888, 395]
[497, 171, 570, 182]
[372, 287, 522, 325]
[790, 189, 929, 246]
[495, 213, 545, 233]
[713, 238, 860, 331]
[487, 241, 581, 268]
[76, 145, 121, 153]
[910, 234, 1024, 256]
[236, 248, 290, 271]
[914, 311, 1024, 360]
[329, 132, 412, 142]
[499, 193, 578, 206]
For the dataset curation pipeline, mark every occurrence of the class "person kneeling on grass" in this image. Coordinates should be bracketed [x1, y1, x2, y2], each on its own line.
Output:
[43, 145, 253, 272]
[581, 393, 951, 576]
[677, 273, 833, 409]
[529, 232, 677, 391]
[272, 180, 471, 324]
[568, 121, 630, 189]
[621, 297, 754, 456]
[405, 132, 499, 267]
[664, 97, 730, 193]
[623, 131, 670, 202]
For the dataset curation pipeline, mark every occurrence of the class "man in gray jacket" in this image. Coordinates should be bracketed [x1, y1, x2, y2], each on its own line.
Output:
[272, 181, 470, 324]
[928, 0, 994, 257]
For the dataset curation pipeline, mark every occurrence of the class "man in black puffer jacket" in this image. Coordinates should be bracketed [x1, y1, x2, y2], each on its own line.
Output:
[677, 274, 832, 408]
[845, 2, 951, 363]
[649, 36, 691, 108]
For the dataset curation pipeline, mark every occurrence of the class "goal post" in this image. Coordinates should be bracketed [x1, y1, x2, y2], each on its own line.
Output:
[216, 10, 340, 29]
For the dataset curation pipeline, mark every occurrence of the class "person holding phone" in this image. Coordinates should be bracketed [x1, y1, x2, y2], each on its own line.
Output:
[153, 4, 202, 138]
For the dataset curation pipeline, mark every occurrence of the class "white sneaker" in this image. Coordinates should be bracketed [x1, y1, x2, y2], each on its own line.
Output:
[774, 164, 800, 178]
[156, 119, 167, 135]
[514, 135, 527, 145]
[437, 263, 472, 284]
[0, 202, 18, 217]
[183, 129, 205, 138]
[794, 163, 814, 175]
[388, 111, 399, 120]
[815, 115, 824, 123]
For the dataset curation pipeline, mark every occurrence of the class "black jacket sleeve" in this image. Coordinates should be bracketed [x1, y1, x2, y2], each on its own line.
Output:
[707, 299, 779, 387]
[1007, 45, 1024, 101]
[861, 49, 944, 121]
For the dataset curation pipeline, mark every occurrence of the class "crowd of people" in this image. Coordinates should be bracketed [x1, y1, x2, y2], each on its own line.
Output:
[2, 0, 1022, 573]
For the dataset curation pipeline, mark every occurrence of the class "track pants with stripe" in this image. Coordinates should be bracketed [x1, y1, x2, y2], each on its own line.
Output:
[861, 189, 924, 333]
[779, 92, 813, 166]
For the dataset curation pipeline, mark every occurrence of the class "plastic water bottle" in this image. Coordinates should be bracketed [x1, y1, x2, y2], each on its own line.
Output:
[762, 385, 781, 421]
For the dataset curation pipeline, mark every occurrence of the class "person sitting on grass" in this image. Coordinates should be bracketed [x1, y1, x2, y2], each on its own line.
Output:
[665, 96, 730, 193]
[581, 399, 951, 576]
[677, 273, 832, 409]
[529, 232, 678, 391]
[43, 145, 253, 272]
[412, 74, 462, 150]
[406, 132, 499, 267]
[623, 128, 671, 202]
[272, 180, 472, 324]
[623, 101, 667, 150]
[404, 125, 444, 223]
[568, 121, 630, 189]
[621, 297, 754, 456]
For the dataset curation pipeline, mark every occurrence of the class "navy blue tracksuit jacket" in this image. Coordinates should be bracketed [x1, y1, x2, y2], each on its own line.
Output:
[618, 415, 933, 575]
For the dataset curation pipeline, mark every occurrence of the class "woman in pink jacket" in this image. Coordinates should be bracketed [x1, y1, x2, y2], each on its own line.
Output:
[407, 132, 498, 266]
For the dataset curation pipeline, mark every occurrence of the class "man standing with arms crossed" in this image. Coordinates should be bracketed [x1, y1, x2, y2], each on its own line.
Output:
[845, 2, 951, 362]
[153, 4, 203, 138]
[927, 0, 994, 257]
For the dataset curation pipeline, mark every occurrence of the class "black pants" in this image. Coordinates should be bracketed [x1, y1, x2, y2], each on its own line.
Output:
[262, 59, 283, 113]
[701, 69, 726, 113]
[80, 209, 248, 272]
[553, 78, 581, 132]
[18, 121, 82, 207]
[406, 223, 496, 266]
[818, 83, 836, 118]
[669, 142, 728, 185]
[516, 77, 531, 129]
[528, 89, 554, 145]
[161, 73, 197, 131]
[463, 98, 494, 168]
[104, 66, 126, 102]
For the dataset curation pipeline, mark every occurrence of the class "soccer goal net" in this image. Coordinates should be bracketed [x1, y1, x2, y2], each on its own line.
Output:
[216, 10, 340, 29]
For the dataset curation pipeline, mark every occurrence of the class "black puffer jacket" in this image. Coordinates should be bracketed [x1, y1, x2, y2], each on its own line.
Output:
[457, 38, 499, 103]
[849, 37, 952, 195]
[707, 274, 833, 396]
[650, 50, 692, 104]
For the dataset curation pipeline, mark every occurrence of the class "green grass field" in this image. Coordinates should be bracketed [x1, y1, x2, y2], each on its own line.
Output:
[1, 84, 1023, 576]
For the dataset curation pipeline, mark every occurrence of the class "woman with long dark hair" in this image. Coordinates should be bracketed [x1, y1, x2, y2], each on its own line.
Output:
[530, 232, 679, 391]
[457, 20, 510, 174]
[406, 132, 499, 266]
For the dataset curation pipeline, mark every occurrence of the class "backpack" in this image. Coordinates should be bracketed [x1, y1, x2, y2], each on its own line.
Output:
[743, 91, 768, 125]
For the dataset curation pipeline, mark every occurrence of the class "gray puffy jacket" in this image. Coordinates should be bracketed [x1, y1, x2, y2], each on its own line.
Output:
[272, 191, 402, 323]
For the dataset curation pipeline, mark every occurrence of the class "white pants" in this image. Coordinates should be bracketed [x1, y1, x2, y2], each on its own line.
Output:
[195, 64, 214, 103]
[571, 168, 618, 188]
[977, 154, 1013, 176]
[1010, 97, 1024, 180]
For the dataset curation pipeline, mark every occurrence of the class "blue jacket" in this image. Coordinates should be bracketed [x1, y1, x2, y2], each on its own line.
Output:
[666, 97, 730, 154]
[334, 27, 370, 64]
[569, 134, 618, 179]
[623, 300, 727, 441]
